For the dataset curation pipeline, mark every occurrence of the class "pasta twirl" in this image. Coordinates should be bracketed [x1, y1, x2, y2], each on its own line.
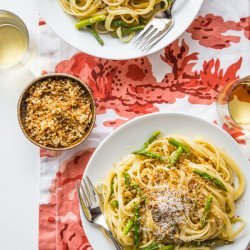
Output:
[59, 0, 171, 43]
[98, 132, 245, 250]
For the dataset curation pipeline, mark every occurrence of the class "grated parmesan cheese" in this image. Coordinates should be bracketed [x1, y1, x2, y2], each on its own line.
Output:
[146, 186, 194, 241]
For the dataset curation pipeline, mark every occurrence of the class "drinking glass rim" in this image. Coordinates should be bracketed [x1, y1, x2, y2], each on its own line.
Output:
[216, 75, 250, 132]
[0, 10, 31, 71]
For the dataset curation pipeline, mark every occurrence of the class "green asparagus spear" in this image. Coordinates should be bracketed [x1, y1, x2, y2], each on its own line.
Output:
[134, 221, 140, 247]
[75, 14, 106, 29]
[122, 25, 145, 35]
[111, 19, 145, 29]
[169, 147, 183, 165]
[132, 131, 162, 161]
[186, 239, 231, 247]
[141, 243, 175, 250]
[141, 243, 159, 250]
[123, 219, 134, 235]
[111, 200, 119, 208]
[133, 150, 165, 161]
[111, 20, 130, 27]
[201, 196, 213, 227]
[86, 26, 104, 45]
[168, 138, 191, 155]
[141, 130, 161, 150]
[123, 172, 131, 186]
[128, 25, 145, 31]
[131, 130, 161, 151]
[192, 169, 227, 191]
[134, 205, 140, 247]
[112, 25, 145, 38]
[159, 246, 175, 250]
[134, 204, 140, 218]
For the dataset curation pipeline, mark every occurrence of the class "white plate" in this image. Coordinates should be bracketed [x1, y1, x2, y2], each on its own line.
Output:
[82, 112, 250, 250]
[35, 0, 203, 60]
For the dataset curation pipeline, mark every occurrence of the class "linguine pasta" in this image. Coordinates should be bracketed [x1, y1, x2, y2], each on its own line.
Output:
[98, 131, 245, 250]
[59, 0, 171, 43]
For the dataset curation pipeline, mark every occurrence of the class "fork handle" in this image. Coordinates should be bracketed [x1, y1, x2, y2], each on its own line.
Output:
[105, 229, 123, 250]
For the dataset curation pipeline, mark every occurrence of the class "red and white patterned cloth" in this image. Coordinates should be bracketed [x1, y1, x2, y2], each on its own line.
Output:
[38, 1, 250, 249]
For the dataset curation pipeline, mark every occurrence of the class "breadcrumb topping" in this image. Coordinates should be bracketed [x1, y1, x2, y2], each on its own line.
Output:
[24, 77, 93, 148]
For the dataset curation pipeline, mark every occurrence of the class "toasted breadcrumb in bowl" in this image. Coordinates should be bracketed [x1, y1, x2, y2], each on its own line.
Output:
[17, 73, 96, 151]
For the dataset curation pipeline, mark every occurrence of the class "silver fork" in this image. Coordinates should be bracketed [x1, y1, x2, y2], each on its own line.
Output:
[133, 0, 175, 51]
[76, 177, 122, 250]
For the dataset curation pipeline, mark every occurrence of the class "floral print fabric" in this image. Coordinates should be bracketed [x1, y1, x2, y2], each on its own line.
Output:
[39, 0, 250, 249]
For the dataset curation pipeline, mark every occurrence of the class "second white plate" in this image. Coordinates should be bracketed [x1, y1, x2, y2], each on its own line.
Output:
[35, 0, 203, 60]
[82, 112, 250, 250]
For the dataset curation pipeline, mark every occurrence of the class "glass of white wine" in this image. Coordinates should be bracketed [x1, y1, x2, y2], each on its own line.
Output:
[0, 10, 30, 70]
[217, 76, 250, 133]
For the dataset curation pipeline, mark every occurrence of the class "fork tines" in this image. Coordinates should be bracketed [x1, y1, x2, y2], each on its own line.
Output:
[76, 176, 98, 221]
[132, 19, 173, 51]
[132, 0, 175, 51]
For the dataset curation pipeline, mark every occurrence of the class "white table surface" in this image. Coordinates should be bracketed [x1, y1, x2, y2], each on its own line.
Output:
[0, 0, 39, 249]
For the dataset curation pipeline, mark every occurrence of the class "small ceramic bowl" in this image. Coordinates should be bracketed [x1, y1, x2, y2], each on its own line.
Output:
[17, 73, 96, 151]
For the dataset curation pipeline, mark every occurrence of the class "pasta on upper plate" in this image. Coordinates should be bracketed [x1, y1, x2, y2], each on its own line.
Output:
[59, 0, 171, 44]
[98, 131, 245, 250]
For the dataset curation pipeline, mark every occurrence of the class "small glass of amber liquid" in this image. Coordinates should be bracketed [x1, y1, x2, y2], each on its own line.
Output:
[217, 76, 250, 133]
[0, 10, 30, 70]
